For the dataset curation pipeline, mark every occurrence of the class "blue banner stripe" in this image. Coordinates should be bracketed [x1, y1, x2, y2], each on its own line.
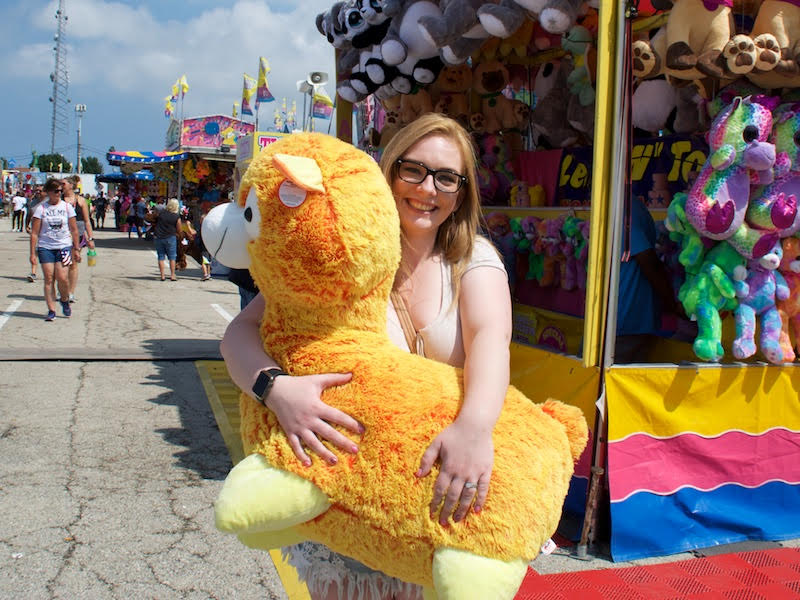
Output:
[610, 481, 800, 562]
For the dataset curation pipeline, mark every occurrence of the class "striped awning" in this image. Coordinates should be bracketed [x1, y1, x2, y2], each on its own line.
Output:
[106, 150, 189, 165]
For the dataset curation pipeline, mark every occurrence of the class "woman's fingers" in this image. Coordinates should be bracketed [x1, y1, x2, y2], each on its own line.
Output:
[299, 429, 339, 466]
[314, 419, 360, 455]
[453, 480, 479, 522]
[473, 473, 491, 513]
[287, 433, 312, 467]
[429, 472, 452, 522]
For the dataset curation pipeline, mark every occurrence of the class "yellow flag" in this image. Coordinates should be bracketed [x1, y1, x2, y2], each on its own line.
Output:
[179, 74, 189, 95]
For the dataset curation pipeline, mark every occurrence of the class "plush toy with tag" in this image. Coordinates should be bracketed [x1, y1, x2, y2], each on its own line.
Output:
[679, 240, 747, 361]
[472, 60, 519, 133]
[205, 132, 588, 600]
[686, 96, 776, 250]
[732, 240, 790, 363]
[434, 64, 473, 125]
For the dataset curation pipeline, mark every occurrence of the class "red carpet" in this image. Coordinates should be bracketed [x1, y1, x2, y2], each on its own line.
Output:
[516, 548, 800, 599]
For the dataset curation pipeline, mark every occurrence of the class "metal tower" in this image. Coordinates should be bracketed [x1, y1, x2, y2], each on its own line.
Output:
[49, 0, 70, 155]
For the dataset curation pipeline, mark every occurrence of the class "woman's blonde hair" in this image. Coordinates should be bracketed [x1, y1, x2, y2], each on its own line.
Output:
[166, 198, 180, 213]
[379, 113, 482, 302]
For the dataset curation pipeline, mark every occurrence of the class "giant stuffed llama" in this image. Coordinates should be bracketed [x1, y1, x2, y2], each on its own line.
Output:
[204, 133, 588, 599]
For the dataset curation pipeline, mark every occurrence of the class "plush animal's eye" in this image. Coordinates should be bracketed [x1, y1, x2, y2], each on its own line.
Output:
[244, 207, 253, 222]
[794, 130, 800, 147]
[743, 125, 759, 143]
[347, 9, 364, 28]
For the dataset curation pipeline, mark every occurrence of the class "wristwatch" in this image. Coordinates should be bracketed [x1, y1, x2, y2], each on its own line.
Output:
[86, 237, 94, 241]
[251, 367, 287, 405]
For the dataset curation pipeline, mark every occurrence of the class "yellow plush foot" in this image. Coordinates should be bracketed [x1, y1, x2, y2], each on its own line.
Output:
[215, 453, 330, 533]
[431, 547, 528, 600]
[237, 529, 308, 551]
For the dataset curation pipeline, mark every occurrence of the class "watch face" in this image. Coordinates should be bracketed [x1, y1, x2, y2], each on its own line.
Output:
[252, 371, 271, 399]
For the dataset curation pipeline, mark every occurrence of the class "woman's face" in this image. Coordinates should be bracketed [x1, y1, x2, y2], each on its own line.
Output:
[391, 134, 464, 238]
[61, 180, 74, 194]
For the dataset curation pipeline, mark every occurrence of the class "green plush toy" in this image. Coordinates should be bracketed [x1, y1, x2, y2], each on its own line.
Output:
[665, 192, 706, 275]
[678, 241, 747, 362]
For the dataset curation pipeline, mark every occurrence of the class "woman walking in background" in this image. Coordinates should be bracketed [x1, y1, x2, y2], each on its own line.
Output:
[29, 178, 81, 321]
[153, 198, 182, 281]
[61, 175, 95, 303]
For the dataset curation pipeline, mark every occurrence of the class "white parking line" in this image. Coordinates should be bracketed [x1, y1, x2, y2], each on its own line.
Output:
[0, 300, 23, 330]
[211, 303, 234, 323]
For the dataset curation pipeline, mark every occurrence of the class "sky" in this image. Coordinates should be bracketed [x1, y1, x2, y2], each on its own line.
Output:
[0, 0, 337, 171]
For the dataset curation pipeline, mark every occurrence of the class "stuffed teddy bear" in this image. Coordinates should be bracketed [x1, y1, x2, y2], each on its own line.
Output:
[732, 240, 790, 363]
[376, 95, 403, 148]
[433, 64, 473, 125]
[745, 103, 800, 237]
[472, 60, 520, 133]
[679, 240, 747, 361]
[476, 131, 516, 203]
[686, 96, 776, 250]
[485, 211, 519, 287]
[777, 235, 800, 362]
[205, 132, 588, 599]
[530, 60, 581, 148]
[537, 0, 585, 35]
[400, 86, 434, 124]
[745, 0, 800, 90]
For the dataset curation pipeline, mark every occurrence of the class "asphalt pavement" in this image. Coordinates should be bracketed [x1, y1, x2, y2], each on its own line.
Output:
[0, 221, 288, 599]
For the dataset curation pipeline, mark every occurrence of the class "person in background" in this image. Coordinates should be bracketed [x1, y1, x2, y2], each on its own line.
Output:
[153, 198, 182, 281]
[94, 192, 108, 229]
[113, 194, 122, 230]
[12, 190, 26, 232]
[29, 178, 81, 321]
[61, 175, 95, 303]
[227, 268, 258, 309]
[220, 113, 512, 600]
[615, 196, 682, 363]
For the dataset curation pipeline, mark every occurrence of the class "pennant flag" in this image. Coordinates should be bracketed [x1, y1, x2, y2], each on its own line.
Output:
[241, 73, 257, 116]
[179, 74, 189, 96]
[170, 81, 179, 101]
[273, 108, 284, 131]
[287, 100, 297, 130]
[232, 102, 239, 118]
[256, 57, 275, 104]
[311, 86, 334, 120]
[164, 95, 175, 119]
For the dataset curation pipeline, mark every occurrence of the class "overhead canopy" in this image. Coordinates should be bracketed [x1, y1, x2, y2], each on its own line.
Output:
[106, 150, 189, 166]
[96, 171, 155, 183]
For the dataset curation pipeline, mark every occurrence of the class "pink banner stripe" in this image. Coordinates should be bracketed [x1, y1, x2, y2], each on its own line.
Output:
[608, 429, 800, 502]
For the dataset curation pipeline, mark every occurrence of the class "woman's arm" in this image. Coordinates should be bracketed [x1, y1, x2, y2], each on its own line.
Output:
[29, 217, 41, 264]
[176, 217, 183, 235]
[417, 266, 512, 524]
[78, 197, 95, 248]
[221, 293, 363, 466]
[68, 216, 81, 262]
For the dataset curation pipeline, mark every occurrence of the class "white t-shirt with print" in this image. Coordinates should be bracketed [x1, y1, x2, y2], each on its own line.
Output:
[34, 200, 76, 249]
[12, 195, 26, 211]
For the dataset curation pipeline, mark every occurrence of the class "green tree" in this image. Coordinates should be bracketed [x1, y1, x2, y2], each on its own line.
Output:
[81, 156, 102, 174]
[36, 153, 72, 173]
[0, 157, 7, 169]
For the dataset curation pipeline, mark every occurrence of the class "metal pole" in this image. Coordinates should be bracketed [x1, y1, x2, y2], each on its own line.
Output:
[302, 93, 307, 131]
[177, 93, 184, 203]
[75, 104, 86, 174]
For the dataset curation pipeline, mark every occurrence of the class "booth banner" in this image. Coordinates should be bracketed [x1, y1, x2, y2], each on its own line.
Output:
[181, 116, 254, 150]
[606, 365, 800, 562]
[543, 134, 708, 207]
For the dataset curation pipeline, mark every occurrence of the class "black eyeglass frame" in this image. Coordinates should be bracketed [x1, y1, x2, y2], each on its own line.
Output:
[395, 158, 467, 193]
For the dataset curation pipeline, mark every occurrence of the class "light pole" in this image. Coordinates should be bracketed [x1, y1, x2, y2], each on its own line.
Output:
[75, 103, 87, 174]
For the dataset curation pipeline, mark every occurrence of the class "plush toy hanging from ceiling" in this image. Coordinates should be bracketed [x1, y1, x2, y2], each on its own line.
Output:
[744, 0, 800, 90]
[203, 132, 588, 600]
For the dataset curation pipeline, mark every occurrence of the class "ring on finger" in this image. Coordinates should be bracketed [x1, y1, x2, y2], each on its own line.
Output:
[464, 481, 477, 490]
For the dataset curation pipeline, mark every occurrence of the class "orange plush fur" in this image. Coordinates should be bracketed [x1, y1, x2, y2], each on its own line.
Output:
[217, 133, 588, 594]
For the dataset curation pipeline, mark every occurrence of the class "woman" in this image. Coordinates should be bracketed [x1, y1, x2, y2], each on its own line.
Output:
[220, 114, 512, 600]
[153, 198, 182, 281]
[29, 178, 81, 321]
[61, 175, 95, 303]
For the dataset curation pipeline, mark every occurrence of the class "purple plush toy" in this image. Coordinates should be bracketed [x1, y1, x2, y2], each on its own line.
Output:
[686, 96, 777, 259]
[732, 240, 791, 364]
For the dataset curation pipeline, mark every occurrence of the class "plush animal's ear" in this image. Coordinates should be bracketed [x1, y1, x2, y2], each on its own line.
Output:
[272, 153, 326, 193]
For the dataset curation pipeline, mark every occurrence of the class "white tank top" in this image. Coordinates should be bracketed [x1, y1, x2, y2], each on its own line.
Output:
[386, 236, 506, 367]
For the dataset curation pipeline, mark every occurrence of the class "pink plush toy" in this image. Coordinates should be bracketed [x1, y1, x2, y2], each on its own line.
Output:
[732, 240, 791, 364]
[686, 97, 776, 257]
[746, 104, 800, 238]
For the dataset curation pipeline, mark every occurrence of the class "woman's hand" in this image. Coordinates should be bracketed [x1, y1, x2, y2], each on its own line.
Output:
[416, 421, 494, 524]
[87, 238, 96, 250]
[265, 372, 364, 467]
[29, 253, 36, 267]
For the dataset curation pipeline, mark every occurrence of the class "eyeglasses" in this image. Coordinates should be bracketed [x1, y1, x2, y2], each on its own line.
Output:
[395, 159, 466, 194]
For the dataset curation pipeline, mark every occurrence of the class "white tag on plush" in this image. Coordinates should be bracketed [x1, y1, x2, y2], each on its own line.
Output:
[278, 181, 307, 208]
[540, 538, 557, 555]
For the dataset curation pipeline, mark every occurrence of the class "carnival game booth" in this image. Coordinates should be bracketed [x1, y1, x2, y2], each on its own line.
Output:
[319, 0, 800, 562]
[108, 114, 255, 212]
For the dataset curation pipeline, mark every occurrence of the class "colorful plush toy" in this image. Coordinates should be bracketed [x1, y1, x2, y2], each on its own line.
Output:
[204, 133, 588, 600]
[685, 96, 777, 257]
[530, 60, 581, 148]
[561, 215, 589, 290]
[679, 241, 747, 362]
[520, 215, 545, 282]
[476, 131, 516, 204]
[732, 240, 790, 363]
[746, 103, 800, 238]
[485, 211, 518, 287]
[777, 236, 800, 362]
[665, 192, 707, 274]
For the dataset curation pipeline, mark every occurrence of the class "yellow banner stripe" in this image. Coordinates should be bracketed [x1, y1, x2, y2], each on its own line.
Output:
[607, 364, 800, 439]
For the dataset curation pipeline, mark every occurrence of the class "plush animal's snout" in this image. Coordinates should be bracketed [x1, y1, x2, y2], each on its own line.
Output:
[744, 141, 776, 172]
[201, 200, 254, 269]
